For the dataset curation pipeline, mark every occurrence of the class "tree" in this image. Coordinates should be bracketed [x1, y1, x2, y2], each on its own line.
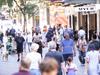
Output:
[0, 0, 38, 32]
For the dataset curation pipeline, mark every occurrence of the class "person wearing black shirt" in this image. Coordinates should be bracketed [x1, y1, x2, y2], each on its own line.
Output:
[15, 33, 25, 61]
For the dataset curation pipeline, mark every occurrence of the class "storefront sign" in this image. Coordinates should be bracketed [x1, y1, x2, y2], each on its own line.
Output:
[75, 5, 96, 12]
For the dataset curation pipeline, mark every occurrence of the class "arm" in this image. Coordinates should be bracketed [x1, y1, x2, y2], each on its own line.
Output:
[60, 41, 63, 52]
[72, 41, 76, 56]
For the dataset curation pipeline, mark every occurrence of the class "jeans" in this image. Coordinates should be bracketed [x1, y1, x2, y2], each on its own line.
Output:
[30, 69, 41, 75]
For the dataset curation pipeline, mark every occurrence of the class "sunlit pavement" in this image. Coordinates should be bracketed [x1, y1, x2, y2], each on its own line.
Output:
[0, 55, 19, 75]
[0, 49, 85, 75]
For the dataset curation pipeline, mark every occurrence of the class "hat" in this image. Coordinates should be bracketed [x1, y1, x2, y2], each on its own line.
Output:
[31, 43, 39, 51]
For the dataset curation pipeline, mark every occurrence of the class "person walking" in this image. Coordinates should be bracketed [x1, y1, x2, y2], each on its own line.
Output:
[15, 33, 25, 62]
[60, 33, 75, 61]
[45, 40, 65, 75]
[87, 34, 100, 51]
[85, 44, 100, 75]
[77, 36, 87, 64]
[26, 43, 41, 75]
[78, 26, 85, 39]
[46, 26, 54, 42]
[66, 57, 78, 75]
[27, 32, 32, 52]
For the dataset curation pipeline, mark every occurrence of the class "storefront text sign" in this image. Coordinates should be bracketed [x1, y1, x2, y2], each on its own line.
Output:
[75, 6, 96, 12]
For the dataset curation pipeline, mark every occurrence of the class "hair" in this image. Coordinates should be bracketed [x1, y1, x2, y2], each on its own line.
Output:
[88, 43, 95, 51]
[92, 34, 97, 39]
[39, 58, 58, 73]
[31, 43, 39, 51]
[67, 57, 73, 62]
[20, 57, 31, 69]
[64, 32, 70, 38]
[48, 41, 57, 49]
[58, 24, 61, 27]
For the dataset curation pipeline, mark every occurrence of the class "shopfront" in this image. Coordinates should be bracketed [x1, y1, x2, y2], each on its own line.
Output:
[75, 5, 97, 40]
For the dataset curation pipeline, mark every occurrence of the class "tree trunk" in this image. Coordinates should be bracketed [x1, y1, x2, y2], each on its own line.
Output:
[23, 14, 27, 33]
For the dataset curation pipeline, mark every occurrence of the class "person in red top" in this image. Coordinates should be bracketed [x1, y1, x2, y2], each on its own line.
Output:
[13, 57, 32, 75]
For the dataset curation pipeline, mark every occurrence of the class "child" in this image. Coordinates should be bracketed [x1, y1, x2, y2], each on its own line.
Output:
[66, 57, 78, 75]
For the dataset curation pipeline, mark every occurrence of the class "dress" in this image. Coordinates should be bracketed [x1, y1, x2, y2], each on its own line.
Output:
[86, 51, 100, 75]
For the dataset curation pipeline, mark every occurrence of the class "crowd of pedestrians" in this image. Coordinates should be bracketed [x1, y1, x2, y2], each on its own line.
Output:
[0, 24, 100, 75]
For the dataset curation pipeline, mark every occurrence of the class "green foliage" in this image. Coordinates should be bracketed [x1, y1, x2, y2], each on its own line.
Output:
[0, 0, 6, 7]
[7, 0, 13, 7]
[0, 0, 13, 7]
[24, 3, 38, 15]
[0, 0, 38, 15]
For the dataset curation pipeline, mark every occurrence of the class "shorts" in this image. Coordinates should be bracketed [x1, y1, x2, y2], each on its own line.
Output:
[17, 48, 23, 53]
[63, 54, 73, 61]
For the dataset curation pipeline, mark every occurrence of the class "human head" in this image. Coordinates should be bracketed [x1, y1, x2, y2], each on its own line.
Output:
[64, 25, 67, 28]
[19, 57, 31, 71]
[88, 43, 95, 51]
[58, 24, 61, 27]
[31, 43, 39, 52]
[67, 57, 73, 64]
[48, 41, 57, 50]
[39, 58, 58, 75]
[64, 33, 70, 40]
[92, 34, 97, 40]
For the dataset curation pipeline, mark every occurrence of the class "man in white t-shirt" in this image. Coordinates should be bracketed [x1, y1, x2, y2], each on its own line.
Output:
[78, 26, 85, 39]
[26, 43, 41, 75]
[27, 32, 32, 52]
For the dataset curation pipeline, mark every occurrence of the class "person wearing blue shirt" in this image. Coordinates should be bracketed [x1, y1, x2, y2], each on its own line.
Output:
[60, 33, 75, 61]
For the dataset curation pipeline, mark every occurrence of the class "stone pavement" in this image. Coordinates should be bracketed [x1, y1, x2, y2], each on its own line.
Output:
[0, 55, 19, 75]
[0, 51, 85, 75]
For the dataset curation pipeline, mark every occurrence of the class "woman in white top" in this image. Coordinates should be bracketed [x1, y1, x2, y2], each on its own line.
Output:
[85, 44, 100, 75]
[26, 43, 41, 75]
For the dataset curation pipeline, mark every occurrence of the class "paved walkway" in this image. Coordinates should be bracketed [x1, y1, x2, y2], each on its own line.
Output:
[0, 51, 85, 75]
[0, 55, 19, 75]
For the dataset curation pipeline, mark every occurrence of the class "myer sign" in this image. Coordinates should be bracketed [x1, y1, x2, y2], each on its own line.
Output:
[75, 6, 96, 12]
[75, 4, 100, 12]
